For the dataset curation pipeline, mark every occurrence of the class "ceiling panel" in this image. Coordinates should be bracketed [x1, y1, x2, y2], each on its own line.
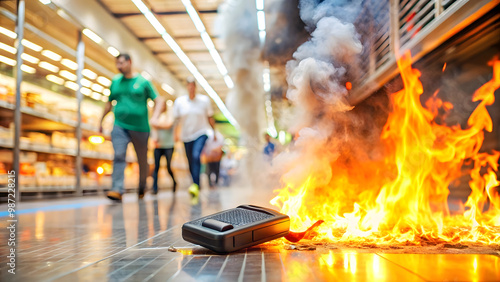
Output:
[159, 14, 199, 37]
[149, 0, 186, 12]
[143, 38, 172, 52]
[193, 0, 225, 11]
[186, 51, 213, 63]
[157, 52, 183, 65]
[212, 38, 225, 51]
[177, 38, 206, 51]
[200, 13, 220, 37]
[121, 15, 159, 38]
[99, 0, 140, 14]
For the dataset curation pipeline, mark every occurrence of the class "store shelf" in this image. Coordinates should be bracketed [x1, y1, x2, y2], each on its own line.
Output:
[0, 138, 77, 156]
[0, 100, 107, 136]
[0, 186, 108, 193]
[81, 150, 113, 160]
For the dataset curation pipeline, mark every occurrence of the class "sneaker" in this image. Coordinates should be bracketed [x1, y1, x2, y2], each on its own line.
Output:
[138, 188, 145, 199]
[106, 191, 122, 202]
[188, 183, 199, 198]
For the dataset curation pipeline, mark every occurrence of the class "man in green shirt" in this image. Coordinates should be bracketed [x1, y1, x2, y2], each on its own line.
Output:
[99, 53, 164, 201]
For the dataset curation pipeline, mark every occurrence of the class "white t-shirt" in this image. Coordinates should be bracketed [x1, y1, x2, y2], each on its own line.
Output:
[173, 94, 214, 142]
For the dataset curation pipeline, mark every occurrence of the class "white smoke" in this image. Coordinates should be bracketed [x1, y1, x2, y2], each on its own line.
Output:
[217, 0, 267, 185]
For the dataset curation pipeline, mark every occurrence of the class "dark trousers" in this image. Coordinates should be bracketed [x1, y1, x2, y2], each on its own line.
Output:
[152, 148, 176, 192]
[111, 125, 149, 194]
[207, 161, 220, 187]
[184, 135, 208, 187]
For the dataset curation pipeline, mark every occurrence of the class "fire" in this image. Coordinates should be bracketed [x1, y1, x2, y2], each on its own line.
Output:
[272, 52, 500, 244]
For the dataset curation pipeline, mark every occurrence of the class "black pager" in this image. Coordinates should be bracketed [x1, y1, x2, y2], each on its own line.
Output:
[182, 205, 290, 253]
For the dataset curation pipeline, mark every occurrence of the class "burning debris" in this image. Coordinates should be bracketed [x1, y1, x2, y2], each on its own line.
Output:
[271, 0, 500, 246]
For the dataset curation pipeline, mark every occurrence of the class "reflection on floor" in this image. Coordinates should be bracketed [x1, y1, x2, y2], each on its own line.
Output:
[0, 183, 499, 281]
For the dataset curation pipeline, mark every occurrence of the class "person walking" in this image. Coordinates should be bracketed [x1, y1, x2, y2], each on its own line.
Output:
[150, 105, 177, 194]
[99, 53, 164, 201]
[173, 77, 216, 202]
[203, 130, 224, 188]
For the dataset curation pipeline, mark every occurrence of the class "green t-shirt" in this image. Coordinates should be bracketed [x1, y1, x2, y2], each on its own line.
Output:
[109, 74, 158, 132]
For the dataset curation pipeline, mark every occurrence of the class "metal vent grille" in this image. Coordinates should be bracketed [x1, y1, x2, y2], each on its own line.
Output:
[191, 209, 274, 227]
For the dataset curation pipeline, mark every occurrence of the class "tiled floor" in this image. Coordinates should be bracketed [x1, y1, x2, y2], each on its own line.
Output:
[0, 183, 499, 281]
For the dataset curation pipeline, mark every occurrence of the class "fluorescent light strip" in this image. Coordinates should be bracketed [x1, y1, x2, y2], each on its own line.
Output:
[83, 28, 102, 44]
[97, 76, 111, 87]
[39, 61, 59, 72]
[82, 69, 97, 79]
[256, 0, 264, 11]
[257, 11, 266, 31]
[46, 74, 64, 85]
[0, 55, 16, 66]
[21, 53, 40, 64]
[61, 58, 78, 70]
[181, 0, 233, 88]
[60, 70, 77, 81]
[103, 89, 111, 96]
[41, 50, 62, 61]
[21, 64, 36, 74]
[107, 46, 120, 57]
[0, 42, 16, 54]
[22, 40, 43, 52]
[0, 27, 17, 39]
[39, 0, 51, 4]
[130, 0, 238, 128]
[224, 75, 234, 89]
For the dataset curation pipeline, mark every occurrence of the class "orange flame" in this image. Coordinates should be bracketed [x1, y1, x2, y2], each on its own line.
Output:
[272, 52, 500, 244]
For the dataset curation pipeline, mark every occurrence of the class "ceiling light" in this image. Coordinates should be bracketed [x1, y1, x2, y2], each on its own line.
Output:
[257, 11, 266, 31]
[39, 61, 59, 72]
[21, 53, 40, 64]
[107, 46, 120, 57]
[0, 27, 16, 39]
[20, 64, 36, 74]
[200, 32, 215, 50]
[183, 1, 205, 32]
[256, 0, 264, 10]
[60, 70, 76, 81]
[82, 69, 97, 79]
[61, 58, 78, 70]
[224, 75, 234, 89]
[131, 0, 239, 128]
[91, 83, 104, 93]
[0, 42, 16, 54]
[64, 81, 79, 91]
[101, 96, 109, 102]
[167, 100, 173, 107]
[39, 0, 51, 4]
[97, 76, 111, 87]
[161, 83, 175, 94]
[22, 40, 43, 52]
[148, 100, 154, 108]
[259, 31, 266, 43]
[91, 92, 102, 100]
[81, 78, 92, 87]
[41, 50, 62, 61]
[81, 87, 91, 96]
[209, 49, 228, 76]
[141, 71, 152, 81]
[82, 28, 102, 44]
[46, 74, 64, 85]
[103, 89, 111, 96]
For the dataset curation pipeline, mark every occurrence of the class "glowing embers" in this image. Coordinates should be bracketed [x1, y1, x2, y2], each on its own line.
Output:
[271, 52, 500, 245]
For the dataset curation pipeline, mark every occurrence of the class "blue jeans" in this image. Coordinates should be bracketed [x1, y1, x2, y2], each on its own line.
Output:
[111, 125, 149, 194]
[184, 135, 208, 187]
